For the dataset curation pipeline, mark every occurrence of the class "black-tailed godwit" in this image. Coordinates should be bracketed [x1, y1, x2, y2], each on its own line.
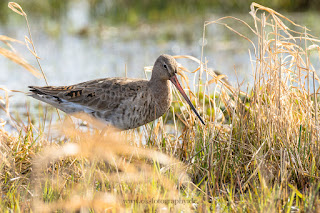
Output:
[29, 54, 205, 130]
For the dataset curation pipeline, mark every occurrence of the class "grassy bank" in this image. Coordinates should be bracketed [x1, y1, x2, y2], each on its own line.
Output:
[1, 2, 320, 212]
[0, 0, 318, 25]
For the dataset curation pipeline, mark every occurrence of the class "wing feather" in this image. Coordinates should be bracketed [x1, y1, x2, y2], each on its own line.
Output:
[29, 77, 147, 114]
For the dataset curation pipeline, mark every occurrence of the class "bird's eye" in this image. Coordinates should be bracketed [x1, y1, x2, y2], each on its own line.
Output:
[163, 64, 167, 69]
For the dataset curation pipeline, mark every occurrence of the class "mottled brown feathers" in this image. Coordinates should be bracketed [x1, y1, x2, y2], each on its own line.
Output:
[28, 55, 204, 130]
[29, 76, 171, 130]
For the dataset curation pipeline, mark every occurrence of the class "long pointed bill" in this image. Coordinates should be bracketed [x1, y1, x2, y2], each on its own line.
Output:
[170, 75, 205, 125]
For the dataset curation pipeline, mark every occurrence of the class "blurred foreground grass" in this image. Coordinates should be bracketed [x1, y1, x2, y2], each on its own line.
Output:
[1, 2, 320, 212]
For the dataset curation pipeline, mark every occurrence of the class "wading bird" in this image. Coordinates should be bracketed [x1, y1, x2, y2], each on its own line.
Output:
[29, 54, 205, 130]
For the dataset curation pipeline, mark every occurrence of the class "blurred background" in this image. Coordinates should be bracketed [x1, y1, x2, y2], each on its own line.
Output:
[0, 0, 320, 111]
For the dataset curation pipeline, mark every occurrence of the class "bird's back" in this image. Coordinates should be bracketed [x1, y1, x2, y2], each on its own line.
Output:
[29, 77, 171, 129]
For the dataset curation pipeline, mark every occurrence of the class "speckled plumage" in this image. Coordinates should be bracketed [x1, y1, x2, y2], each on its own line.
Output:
[29, 54, 205, 130]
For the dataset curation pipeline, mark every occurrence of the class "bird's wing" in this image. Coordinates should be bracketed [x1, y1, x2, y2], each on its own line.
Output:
[29, 78, 146, 114]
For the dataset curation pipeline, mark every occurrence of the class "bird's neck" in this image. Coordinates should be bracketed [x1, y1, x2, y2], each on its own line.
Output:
[148, 78, 172, 112]
[148, 78, 170, 95]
